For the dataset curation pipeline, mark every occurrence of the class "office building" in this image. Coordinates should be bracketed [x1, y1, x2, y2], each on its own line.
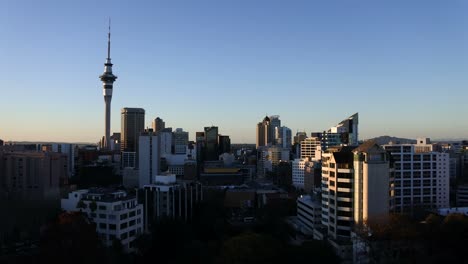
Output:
[204, 126, 219, 161]
[383, 138, 450, 212]
[173, 128, 189, 154]
[152, 117, 165, 133]
[196, 132, 205, 163]
[300, 136, 322, 160]
[256, 115, 282, 148]
[52, 143, 75, 178]
[138, 130, 160, 188]
[292, 158, 308, 190]
[99, 24, 117, 150]
[142, 175, 202, 223]
[0, 151, 67, 200]
[61, 188, 143, 252]
[121, 108, 145, 167]
[158, 128, 173, 157]
[218, 135, 231, 154]
[292, 157, 320, 192]
[257, 145, 290, 178]
[276, 126, 292, 149]
[256, 116, 271, 148]
[269, 115, 281, 144]
[297, 195, 322, 235]
[322, 113, 359, 149]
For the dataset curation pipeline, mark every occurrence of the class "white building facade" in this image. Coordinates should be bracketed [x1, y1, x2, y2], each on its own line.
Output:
[61, 189, 144, 252]
[384, 138, 450, 213]
[139, 131, 160, 188]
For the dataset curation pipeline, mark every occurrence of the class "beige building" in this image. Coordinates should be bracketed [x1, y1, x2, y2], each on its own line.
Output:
[352, 141, 392, 225]
[321, 141, 391, 239]
[0, 150, 67, 200]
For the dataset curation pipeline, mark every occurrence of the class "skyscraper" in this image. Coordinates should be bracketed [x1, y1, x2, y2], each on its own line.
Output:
[173, 128, 189, 154]
[218, 135, 231, 154]
[99, 21, 117, 150]
[269, 115, 281, 144]
[204, 126, 219, 161]
[256, 116, 271, 148]
[322, 113, 359, 148]
[152, 117, 165, 133]
[276, 126, 292, 149]
[139, 130, 160, 187]
[121, 108, 145, 159]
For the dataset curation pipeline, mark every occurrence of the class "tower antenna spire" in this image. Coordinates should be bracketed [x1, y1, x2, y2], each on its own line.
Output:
[107, 18, 111, 59]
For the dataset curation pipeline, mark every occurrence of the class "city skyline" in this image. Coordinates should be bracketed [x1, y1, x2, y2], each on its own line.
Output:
[2, 0, 468, 143]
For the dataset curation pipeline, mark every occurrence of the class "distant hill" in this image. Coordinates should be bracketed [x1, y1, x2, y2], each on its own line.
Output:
[367, 136, 416, 145]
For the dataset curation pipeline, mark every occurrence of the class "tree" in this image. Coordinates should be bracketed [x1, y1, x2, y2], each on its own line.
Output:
[89, 201, 97, 212]
[218, 232, 284, 264]
[40, 212, 104, 264]
[76, 199, 87, 210]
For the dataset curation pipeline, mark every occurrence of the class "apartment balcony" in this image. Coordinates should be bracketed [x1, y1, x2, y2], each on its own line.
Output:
[337, 207, 352, 212]
[337, 178, 352, 183]
[337, 168, 352, 173]
[336, 197, 352, 202]
[337, 187, 352, 193]
[337, 216, 352, 221]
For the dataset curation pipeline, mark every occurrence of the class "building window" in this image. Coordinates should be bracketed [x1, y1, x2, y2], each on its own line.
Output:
[99, 205, 107, 211]
[121, 222, 128, 229]
[109, 224, 116, 230]
[99, 223, 107, 229]
[99, 214, 106, 219]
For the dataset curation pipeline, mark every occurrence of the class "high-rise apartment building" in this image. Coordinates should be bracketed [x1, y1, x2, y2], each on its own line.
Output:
[152, 117, 165, 133]
[383, 138, 449, 212]
[321, 141, 390, 240]
[121, 108, 145, 160]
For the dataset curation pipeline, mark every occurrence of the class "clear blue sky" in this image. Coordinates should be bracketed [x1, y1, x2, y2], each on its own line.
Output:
[1, 0, 467, 143]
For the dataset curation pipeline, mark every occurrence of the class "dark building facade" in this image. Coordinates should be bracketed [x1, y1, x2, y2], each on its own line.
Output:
[204, 126, 219, 161]
[121, 108, 145, 153]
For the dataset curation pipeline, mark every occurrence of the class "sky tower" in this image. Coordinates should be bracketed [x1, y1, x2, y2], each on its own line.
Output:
[99, 20, 117, 150]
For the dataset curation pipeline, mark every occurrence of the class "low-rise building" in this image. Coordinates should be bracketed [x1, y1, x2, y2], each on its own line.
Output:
[61, 188, 144, 252]
[297, 195, 322, 235]
[142, 175, 202, 226]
